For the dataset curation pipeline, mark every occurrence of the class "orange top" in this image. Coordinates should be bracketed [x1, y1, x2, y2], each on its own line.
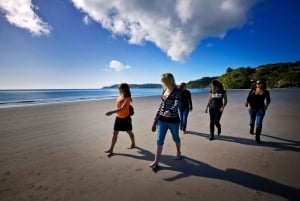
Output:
[116, 96, 131, 118]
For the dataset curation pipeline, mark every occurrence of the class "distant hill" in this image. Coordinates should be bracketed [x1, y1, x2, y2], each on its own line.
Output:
[187, 60, 300, 89]
[186, 77, 218, 88]
[102, 61, 300, 89]
[102, 83, 161, 89]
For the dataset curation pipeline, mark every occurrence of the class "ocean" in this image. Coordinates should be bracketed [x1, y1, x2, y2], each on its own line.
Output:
[0, 88, 208, 108]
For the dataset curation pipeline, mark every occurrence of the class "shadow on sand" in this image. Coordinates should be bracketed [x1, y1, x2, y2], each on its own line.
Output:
[187, 131, 300, 153]
[112, 146, 300, 201]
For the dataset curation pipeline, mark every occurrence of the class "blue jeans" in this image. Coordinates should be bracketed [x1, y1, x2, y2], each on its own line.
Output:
[157, 120, 180, 145]
[179, 107, 189, 131]
[249, 109, 265, 128]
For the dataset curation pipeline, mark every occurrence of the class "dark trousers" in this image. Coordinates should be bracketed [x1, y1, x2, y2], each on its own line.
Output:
[209, 108, 222, 135]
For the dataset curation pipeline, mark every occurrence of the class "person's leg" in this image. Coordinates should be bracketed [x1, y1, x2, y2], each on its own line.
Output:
[215, 111, 223, 136]
[255, 109, 265, 143]
[209, 108, 216, 140]
[105, 131, 119, 153]
[179, 108, 183, 131]
[182, 108, 189, 133]
[126, 131, 135, 149]
[249, 109, 257, 134]
[150, 120, 167, 167]
[169, 122, 181, 159]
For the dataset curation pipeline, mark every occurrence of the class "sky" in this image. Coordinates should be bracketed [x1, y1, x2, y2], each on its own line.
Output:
[0, 0, 299, 89]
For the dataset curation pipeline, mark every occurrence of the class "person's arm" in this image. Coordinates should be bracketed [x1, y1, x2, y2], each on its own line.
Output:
[106, 98, 129, 116]
[265, 90, 271, 110]
[246, 89, 254, 109]
[188, 91, 193, 111]
[205, 93, 212, 113]
[220, 92, 227, 112]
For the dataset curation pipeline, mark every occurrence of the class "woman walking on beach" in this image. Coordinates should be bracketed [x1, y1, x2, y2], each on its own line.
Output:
[150, 73, 181, 168]
[179, 82, 193, 134]
[205, 80, 227, 141]
[246, 79, 271, 143]
[105, 83, 135, 155]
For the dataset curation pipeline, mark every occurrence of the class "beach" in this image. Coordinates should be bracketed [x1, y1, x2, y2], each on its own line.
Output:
[0, 89, 300, 201]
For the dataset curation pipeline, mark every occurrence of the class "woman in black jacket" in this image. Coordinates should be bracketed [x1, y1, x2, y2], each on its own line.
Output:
[246, 79, 271, 143]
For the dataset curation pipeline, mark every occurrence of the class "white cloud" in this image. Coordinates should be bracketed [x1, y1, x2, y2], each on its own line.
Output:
[71, 0, 257, 62]
[0, 0, 51, 36]
[83, 15, 91, 25]
[109, 60, 131, 71]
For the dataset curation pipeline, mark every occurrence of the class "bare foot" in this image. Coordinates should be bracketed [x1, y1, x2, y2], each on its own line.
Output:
[127, 144, 136, 149]
[104, 149, 113, 153]
[174, 153, 182, 160]
[149, 161, 159, 168]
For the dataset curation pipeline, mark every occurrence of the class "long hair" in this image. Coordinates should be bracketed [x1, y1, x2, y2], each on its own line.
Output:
[119, 83, 132, 101]
[161, 73, 176, 89]
[211, 80, 224, 91]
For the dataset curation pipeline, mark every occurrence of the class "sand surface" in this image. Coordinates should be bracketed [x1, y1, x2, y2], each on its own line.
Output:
[0, 89, 300, 201]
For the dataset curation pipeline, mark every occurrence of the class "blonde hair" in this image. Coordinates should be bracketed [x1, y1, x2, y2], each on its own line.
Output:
[161, 73, 176, 89]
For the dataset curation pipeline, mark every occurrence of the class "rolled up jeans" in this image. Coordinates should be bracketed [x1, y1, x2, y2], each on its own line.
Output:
[249, 108, 265, 129]
[157, 120, 180, 146]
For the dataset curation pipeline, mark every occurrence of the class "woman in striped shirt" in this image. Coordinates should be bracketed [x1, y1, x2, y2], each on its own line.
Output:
[150, 73, 182, 168]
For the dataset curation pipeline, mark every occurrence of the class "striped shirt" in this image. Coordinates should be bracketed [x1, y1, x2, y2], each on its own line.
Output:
[156, 87, 181, 123]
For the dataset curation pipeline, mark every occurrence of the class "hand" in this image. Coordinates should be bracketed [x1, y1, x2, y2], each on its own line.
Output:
[219, 107, 224, 112]
[163, 110, 171, 117]
[106, 111, 113, 116]
[189, 107, 193, 112]
[247, 105, 251, 110]
[205, 108, 208, 113]
[151, 124, 157, 132]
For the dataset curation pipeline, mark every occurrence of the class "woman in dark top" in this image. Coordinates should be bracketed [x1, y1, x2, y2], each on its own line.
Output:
[205, 80, 227, 141]
[150, 73, 181, 168]
[246, 79, 271, 143]
[179, 83, 193, 134]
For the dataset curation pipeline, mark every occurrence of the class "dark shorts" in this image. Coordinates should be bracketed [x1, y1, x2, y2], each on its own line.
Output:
[114, 117, 132, 131]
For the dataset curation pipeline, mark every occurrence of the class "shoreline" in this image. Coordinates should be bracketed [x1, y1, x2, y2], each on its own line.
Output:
[1, 88, 298, 109]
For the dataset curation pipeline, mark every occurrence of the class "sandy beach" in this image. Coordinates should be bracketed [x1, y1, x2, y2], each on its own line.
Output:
[0, 89, 300, 201]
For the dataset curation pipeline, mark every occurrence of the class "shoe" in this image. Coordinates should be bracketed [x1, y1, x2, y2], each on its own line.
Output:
[209, 135, 215, 141]
[255, 128, 262, 143]
[250, 124, 254, 134]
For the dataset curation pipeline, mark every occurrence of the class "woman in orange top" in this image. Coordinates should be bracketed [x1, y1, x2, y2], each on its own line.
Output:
[105, 83, 135, 155]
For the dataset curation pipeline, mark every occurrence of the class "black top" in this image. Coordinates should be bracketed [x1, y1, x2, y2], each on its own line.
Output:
[180, 89, 193, 109]
[209, 89, 226, 109]
[246, 89, 271, 109]
[156, 87, 181, 123]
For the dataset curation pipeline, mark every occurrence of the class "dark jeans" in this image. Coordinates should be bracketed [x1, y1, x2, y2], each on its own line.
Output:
[179, 107, 189, 131]
[209, 108, 222, 135]
[249, 108, 265, 129]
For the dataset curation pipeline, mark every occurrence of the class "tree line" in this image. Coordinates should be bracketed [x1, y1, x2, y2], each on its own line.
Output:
[187, 61, 300, 89]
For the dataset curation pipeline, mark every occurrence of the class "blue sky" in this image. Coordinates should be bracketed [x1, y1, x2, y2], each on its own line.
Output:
[0, 0, 299, 89]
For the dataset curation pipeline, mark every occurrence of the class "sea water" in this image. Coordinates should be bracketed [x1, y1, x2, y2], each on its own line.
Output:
[0, 88, 208, 108]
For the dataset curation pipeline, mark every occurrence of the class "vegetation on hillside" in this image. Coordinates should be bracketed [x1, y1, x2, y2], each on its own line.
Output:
[187, 61, 300, 89]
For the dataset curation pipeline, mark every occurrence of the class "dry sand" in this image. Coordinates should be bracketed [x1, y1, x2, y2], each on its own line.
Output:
[0, 89, 299, 201]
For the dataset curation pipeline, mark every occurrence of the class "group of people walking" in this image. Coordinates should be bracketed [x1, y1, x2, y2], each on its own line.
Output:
[105, 73, 271, 168]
